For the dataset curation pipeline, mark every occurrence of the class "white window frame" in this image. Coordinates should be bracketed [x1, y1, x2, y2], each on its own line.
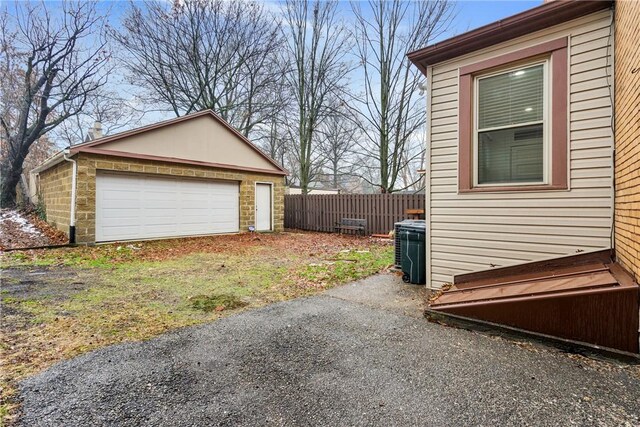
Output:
[472, 59, 551, 187]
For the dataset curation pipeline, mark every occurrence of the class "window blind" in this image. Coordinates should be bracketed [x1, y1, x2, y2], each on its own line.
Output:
[478, 64, 544, 130]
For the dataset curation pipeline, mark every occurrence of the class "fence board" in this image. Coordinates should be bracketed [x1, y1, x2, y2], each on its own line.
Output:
[284, 193, 425, 235]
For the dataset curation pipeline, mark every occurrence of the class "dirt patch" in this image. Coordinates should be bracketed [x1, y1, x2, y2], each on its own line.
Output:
[0, 209, 67, 250]
[0, 231, 393, 425]
[1, 267, 84, 301]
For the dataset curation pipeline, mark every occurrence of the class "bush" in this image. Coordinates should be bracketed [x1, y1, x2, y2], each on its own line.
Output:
[34, 197, 46, 221]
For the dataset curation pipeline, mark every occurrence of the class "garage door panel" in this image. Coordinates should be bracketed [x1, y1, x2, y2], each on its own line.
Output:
[145, 191, 177, 200]
[211, 204, 236, 211]
[144, 217, 180, 226]
[103, 213, 140, 223]
[96, 172, 240, 242]
[101, 207, 142, 218]
[102, 227, 141, 240]
[141, 225, 178, 235]
[182, 214, 212, 222]
[145, 202, 179, 211]
[101, 201, 139, 210]
[211, 189, 237, 196]
[102, 218, 144, 228]
[103, 192, 140, 202]
[182, 203, 209, 211]
[182, 196, 207, 204]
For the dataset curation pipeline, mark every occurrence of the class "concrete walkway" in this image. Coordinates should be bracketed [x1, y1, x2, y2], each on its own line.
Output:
[19, 274, 640, 426]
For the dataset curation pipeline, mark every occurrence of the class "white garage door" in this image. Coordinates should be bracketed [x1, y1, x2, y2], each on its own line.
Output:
[96, 172, 239, 242]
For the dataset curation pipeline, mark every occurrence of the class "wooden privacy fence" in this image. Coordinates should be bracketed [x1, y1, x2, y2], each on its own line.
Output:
[284, 193, 424, 235]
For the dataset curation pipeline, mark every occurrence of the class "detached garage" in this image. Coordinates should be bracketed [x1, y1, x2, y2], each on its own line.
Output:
[31, 110, 287, 244]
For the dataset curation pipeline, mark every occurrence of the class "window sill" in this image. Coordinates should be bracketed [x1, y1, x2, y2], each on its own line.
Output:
[459, 184, 568, 193]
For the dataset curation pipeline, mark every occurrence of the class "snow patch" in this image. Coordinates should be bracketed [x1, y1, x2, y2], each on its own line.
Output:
[0, 209, 43, 236]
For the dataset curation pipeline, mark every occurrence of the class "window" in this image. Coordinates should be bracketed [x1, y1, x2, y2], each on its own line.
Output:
[457, 38, 568, 192]
[475, 63, 547, 185]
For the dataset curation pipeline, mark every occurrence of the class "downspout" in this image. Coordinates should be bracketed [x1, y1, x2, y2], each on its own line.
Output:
[63, 150, 77, 244]
[419, 71, 433, 289]
[607, 6, 616, 254]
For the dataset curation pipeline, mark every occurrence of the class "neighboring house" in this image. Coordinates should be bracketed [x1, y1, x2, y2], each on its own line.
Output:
[286, 186, 341, 195]
[31, 110, 287, 244]
[409, 0, 616, 289]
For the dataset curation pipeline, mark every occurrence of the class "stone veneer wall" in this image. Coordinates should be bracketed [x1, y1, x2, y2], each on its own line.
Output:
[68, 152, 284, 243]
[37, 160, 73, 236]
[614, 0, 640, 281]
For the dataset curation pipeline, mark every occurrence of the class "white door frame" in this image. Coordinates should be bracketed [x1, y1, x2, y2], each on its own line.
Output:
[254, 182, 274, 232]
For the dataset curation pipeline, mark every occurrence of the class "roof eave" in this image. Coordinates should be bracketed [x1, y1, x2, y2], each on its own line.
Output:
[408, 0, 613, 73]
[30, 149, 73, 174]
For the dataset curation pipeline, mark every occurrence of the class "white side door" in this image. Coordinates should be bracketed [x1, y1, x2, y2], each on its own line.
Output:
[255, 183, 272, 231]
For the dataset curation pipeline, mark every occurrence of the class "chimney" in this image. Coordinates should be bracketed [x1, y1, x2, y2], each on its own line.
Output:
[93, 121, 103, 139]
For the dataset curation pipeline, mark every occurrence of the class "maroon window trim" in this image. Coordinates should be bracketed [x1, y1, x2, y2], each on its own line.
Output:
[458, 37, 568, 193]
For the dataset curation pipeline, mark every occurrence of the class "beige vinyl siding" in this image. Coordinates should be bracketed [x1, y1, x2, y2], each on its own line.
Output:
[97, 114, 281, 172]
[427, 10, 614, 288]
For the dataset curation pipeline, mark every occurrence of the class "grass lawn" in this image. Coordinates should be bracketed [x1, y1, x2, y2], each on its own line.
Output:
[0, 231, 393, 424]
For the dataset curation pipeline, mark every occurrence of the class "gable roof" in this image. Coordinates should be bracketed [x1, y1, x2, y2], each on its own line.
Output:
[67, 110, 287, 175]
[407, 0, 613, 74]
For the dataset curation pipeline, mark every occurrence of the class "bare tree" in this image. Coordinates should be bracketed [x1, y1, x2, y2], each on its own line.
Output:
[318, 103, 359, 189]
[350, 0, 453, 192]
[54, 88, 146, 146]
[282, 0, 351, 194]
[21, 134, 56, 176]
[260, 118, 291, 180]
[399, 133, 426, 192]
[113, 0, 285, 137]
[250, 75, 294, 181]
[0, 1, 110, 207]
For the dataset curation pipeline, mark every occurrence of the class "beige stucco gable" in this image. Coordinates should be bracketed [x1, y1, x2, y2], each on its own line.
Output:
[94, 114, 280, 172]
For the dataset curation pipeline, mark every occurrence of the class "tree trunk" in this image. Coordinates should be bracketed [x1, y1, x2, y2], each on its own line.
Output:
[1, 157, 24, 208]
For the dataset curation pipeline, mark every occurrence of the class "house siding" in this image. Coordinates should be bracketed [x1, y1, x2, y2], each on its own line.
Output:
[37, 160, 73, 236]
[91, 114, 282, 173]
[427, 10, 614, 288]
[614, 0, 640, 282]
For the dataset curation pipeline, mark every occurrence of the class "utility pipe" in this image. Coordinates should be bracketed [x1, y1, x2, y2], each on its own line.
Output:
[420, 73, 433, 289]
[63, 150, 77, 244]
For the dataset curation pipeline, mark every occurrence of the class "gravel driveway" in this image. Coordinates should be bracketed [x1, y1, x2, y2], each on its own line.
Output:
[19, 274, 640, 426]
